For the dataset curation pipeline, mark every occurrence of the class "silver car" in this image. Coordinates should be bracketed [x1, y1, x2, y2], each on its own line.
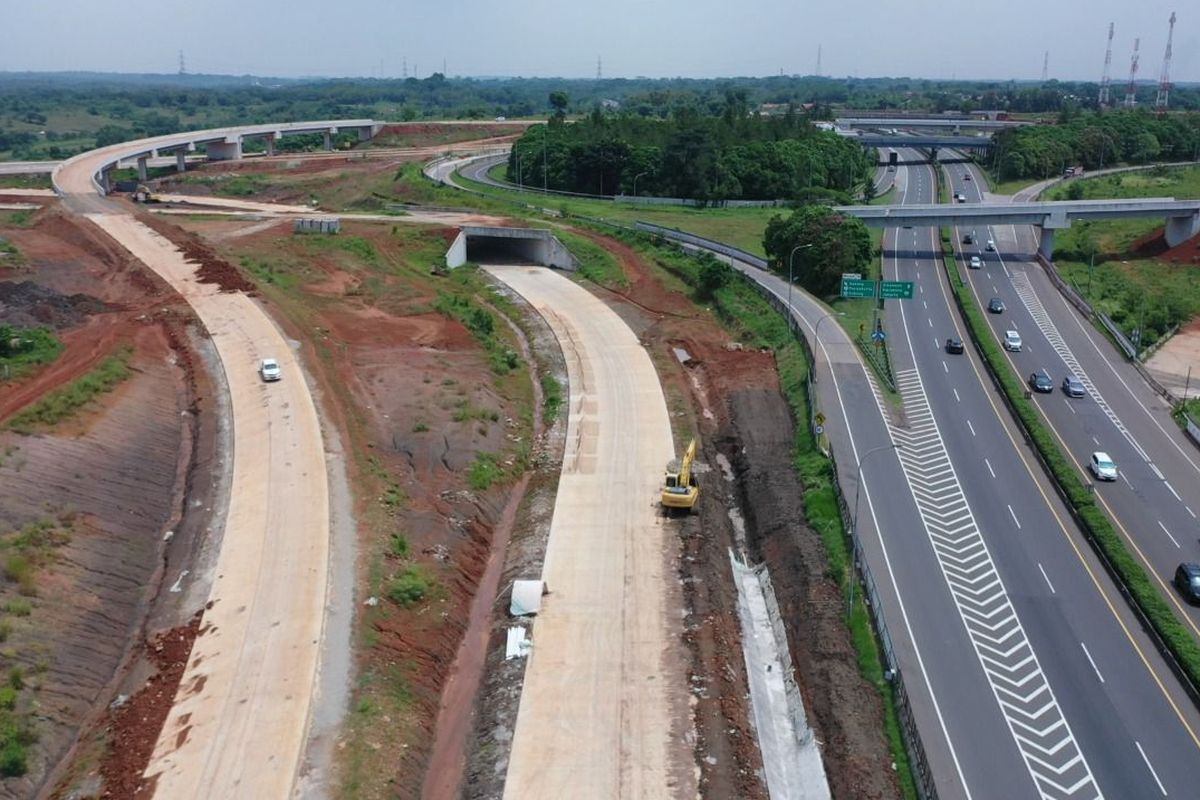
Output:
[1089, 452, 1117, 481]
[260, 358, 282, 382]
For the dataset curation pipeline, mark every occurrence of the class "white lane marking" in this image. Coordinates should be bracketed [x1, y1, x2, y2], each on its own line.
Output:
[985, 458, 996, 478]
[1080, 642, 1105, 683]
[1092, 436, 1100, 446]
[954, 388, 961, 403]
[1038, 563, 1056, 594]
[942, 360, 949, 373]
[1002, 264, 1011, 278]
[1008, 504, 1022, 529]
[1135, 741, 1167, 796]
[967, 419, 976, 436]
[1122, 473, 1133, 488]
[923, 300, 928, 309]
[1164, 481, 1181, 502]
[1064, 399, 1076, 414]
[919, 284, 924, 294]
[1157, 520, 1181, 549]
[928, 317, 933, 328]
[1188, 506, 1197, 519]
[1149, 463, 1165, 481]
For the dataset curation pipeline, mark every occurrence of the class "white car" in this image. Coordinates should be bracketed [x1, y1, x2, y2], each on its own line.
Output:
[969, 256, 983, 269]
[986, 239, 996, 251]
[1003, 330, 1022, 351]
[1089, 452, 1118, 481]
[260, 358, 282, 382]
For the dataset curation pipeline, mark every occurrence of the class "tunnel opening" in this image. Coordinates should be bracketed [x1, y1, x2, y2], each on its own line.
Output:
[466, 236, 543, 265]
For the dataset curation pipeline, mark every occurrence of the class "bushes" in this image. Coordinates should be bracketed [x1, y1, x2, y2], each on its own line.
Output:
[388, 566, 434, 607]
[6, 347, 131, 433]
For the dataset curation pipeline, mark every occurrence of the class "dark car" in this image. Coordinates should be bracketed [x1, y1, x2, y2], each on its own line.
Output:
[945, 337, 965, 354]
[1028, 370, 1053, 393]
[1062, 375, 1086, 398]
[963, 173, 972, 181]
[987, 297, 1006, 314]
[1175, 563, 1200, 604]
[962, 233, 975, 245]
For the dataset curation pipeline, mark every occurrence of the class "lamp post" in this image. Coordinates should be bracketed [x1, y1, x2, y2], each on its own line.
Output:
[811, 311, 846, 383]
[632, 170, 649, 199]
[542, 124, 548, 194]
[848, 442, 900, 617]
[787, 243, 814, 322]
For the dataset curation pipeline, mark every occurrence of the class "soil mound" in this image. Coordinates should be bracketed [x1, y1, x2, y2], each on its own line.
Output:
[0, 281, 112, 329]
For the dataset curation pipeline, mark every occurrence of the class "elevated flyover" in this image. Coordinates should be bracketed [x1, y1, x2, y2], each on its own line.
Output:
[838, 197, 1200, 255]
[837, 116, 1027, 130]
[53, 119, 381, 195]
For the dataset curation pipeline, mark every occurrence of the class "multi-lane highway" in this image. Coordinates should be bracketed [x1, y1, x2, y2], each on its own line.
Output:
[879, 149, 1200, 797]
[946, 160, 1200, 642]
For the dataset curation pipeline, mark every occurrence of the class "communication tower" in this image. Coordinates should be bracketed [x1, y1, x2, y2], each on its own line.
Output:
[1155, 12, 1177, 109]
[1124, 38, 1140, 107]
[1098, 23, 1114, 105]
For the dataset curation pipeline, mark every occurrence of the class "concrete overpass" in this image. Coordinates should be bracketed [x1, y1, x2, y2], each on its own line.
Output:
[837, 117, 1027, 130]
[837, 198, 1200, 257]
[52, 119, 382, 195]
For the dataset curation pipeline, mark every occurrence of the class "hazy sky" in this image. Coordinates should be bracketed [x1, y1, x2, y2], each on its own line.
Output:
[1, 0, 1195, 83]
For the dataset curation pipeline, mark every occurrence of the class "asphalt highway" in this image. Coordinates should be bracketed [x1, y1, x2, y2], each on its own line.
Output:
[946, 160, 1200, 641]
[885, 149, 1200, 797]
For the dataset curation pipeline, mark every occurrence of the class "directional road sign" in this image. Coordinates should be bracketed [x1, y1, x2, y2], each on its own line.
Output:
[840, 278, 877, 299]
[879, 280, 915, 300]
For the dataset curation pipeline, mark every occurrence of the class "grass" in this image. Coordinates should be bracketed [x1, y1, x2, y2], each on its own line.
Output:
[941, 231, 1200, 701]
[6, 346, 131, 433]
[541, 372, 563, 423]
[1045, 165, 1200, 202]
[0, 236, 22, 268]
[0, 174, 51, 190]
[2, 211, 33, 229]
[181, 173, 271, 197]
[433, 283, 521, 375]
[0, 327, 63, 381]
[554, 229, 627, 288]
[387, 565, 436, 607]
[467, 452, 504, 491]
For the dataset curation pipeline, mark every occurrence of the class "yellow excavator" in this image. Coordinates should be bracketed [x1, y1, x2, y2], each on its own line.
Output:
[661, 439, 699, 512]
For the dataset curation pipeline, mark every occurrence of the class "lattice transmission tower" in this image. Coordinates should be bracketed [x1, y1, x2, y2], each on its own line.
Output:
[1098, 23, 1114, 105]
[1155, 12, 1177, 109]
[1124, 38, 1140, 107]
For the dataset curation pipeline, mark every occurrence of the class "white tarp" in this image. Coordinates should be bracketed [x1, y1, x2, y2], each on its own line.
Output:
[510, 579, 544, 617]
[506, 626, 531, 660]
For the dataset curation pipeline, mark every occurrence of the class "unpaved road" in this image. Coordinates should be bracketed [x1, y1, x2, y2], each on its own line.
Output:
[483, 265, 692, 800]
[56, 147, 331, 797]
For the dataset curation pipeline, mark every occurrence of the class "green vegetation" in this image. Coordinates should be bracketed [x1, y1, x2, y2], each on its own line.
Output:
[387, 565, 435, 607]
[941, 232, 1200, 698]
[467, 452, 504, 491]
[2, 211, 33, 229]
[1043, 167, 1200, 351]
[0, 236, 22, 267]
[433, 286, 520, 375]
[182, 173, 270, 197]
[541, 372, 563, 423]
[388, 534, 409, 558]
[6, 347, 132, 433]
[0, 326, 62, 380]
[989, 110, 1200, 181]
[555, 229, 626, 287]
[509, 105, 873, 201]
[762, 205, 873, 296]
[0, 174, 51, 190]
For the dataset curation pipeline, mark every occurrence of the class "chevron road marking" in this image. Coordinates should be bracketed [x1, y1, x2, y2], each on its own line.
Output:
[875, 368, 1104, 799]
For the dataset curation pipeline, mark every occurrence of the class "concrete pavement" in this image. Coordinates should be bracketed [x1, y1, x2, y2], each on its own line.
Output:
[484, 265, 691, 800]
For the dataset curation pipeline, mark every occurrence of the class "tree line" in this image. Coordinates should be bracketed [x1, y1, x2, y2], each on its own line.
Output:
[506, 95, 875, 202]
[989, 110, 1200, 180]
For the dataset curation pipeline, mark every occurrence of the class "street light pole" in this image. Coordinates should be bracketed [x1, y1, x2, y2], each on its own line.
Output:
[632, 170, 649, 199]
[787, 243, 814, 323]
[849, 442, 900, 617]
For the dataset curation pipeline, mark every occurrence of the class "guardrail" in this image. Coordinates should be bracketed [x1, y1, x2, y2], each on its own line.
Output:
[1186, 415, 1200, 448]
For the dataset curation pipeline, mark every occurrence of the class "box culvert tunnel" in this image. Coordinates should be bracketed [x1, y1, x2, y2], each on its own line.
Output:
[446, 226, 579, 270]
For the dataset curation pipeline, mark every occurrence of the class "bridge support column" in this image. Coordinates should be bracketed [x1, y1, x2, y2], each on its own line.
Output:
[266, 134, 276, 156]
[1165, 212, 1200, 248]
[1038, 227, 1056, 260]
[98, 168, 111, 195]
[175, 151, 187, 172]
[136, 156, 148, 182]
[929, 146, 939, 162]
[323, 131, 333, 151]
[206, 140, 242, 161]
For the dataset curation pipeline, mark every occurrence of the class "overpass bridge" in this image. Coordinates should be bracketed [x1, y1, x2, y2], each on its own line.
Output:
[837, 116, 1027, 130]
[53, 119, 382, 195]
[837, 198, 1200, 257]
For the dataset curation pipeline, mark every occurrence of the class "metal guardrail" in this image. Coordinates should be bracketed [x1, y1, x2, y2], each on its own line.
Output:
[1186, 415, 1200, 448]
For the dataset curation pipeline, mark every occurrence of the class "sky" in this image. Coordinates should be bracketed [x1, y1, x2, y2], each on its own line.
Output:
[0, 0, 1195, 84]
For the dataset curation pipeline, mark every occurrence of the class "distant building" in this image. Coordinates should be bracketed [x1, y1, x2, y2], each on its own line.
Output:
[600, 99, 621, 111]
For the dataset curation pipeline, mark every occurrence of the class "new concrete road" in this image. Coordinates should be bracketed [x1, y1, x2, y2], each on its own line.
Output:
[56, 143, 332, 797]
[946, 160, 1200, 670]
[883, 148, 1200, 797]
[483, 265, 689, 800]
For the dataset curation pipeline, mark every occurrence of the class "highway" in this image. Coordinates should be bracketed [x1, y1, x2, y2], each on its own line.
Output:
[882, 148, 1200, 797]
[945, 161, 1200, 668]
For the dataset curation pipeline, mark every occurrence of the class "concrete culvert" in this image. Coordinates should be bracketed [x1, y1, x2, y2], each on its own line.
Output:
[446, 226, 578, 270]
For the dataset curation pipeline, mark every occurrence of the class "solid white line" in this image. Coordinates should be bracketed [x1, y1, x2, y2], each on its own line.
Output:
[1080, 642, 1105, 683]
[1135, 741, 1168, 796]
[1150, 463, 1165, 481]
[985, 458, 996, 478]
[1157, 520, 1181, 549]
[1008, 504, 1022, 529]
[1002, 264, 1011, 278]
[1038, 563, 1056, 594]
[1164, 481, 1181, 502]
[967, 419, 976, 437]
[954, 388, 961, 403]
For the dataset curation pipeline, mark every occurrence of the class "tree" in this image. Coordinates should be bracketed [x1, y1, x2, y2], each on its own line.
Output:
[549, 91, 569, 120]
[762, 205, 872, 297]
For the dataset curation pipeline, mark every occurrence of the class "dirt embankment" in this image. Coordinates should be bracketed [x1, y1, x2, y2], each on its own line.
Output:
[722, 389, 900, 800]
[0, 210, 219, 798]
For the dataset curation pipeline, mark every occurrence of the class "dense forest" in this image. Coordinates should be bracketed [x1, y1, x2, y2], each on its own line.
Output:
[505, 94, 875, 201]
[989, 110, 1200, 180]
[2, 71, 1199, 161]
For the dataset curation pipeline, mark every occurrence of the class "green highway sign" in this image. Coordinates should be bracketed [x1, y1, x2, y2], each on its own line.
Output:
[879, 280, 915, 300]
[840, 278, 877, 299]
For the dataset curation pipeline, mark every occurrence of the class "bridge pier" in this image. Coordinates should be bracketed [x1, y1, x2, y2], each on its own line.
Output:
[206, 140, 242, 161]
[266, 134, 277, 156]
[176, 151, 187, 172]
[1165, 212, 1200, 248]
[98, 168, 111, 194]
[1039, 211, 1071, 260]
[136, 156, 148, 182]
[323, 131, 333, 151]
